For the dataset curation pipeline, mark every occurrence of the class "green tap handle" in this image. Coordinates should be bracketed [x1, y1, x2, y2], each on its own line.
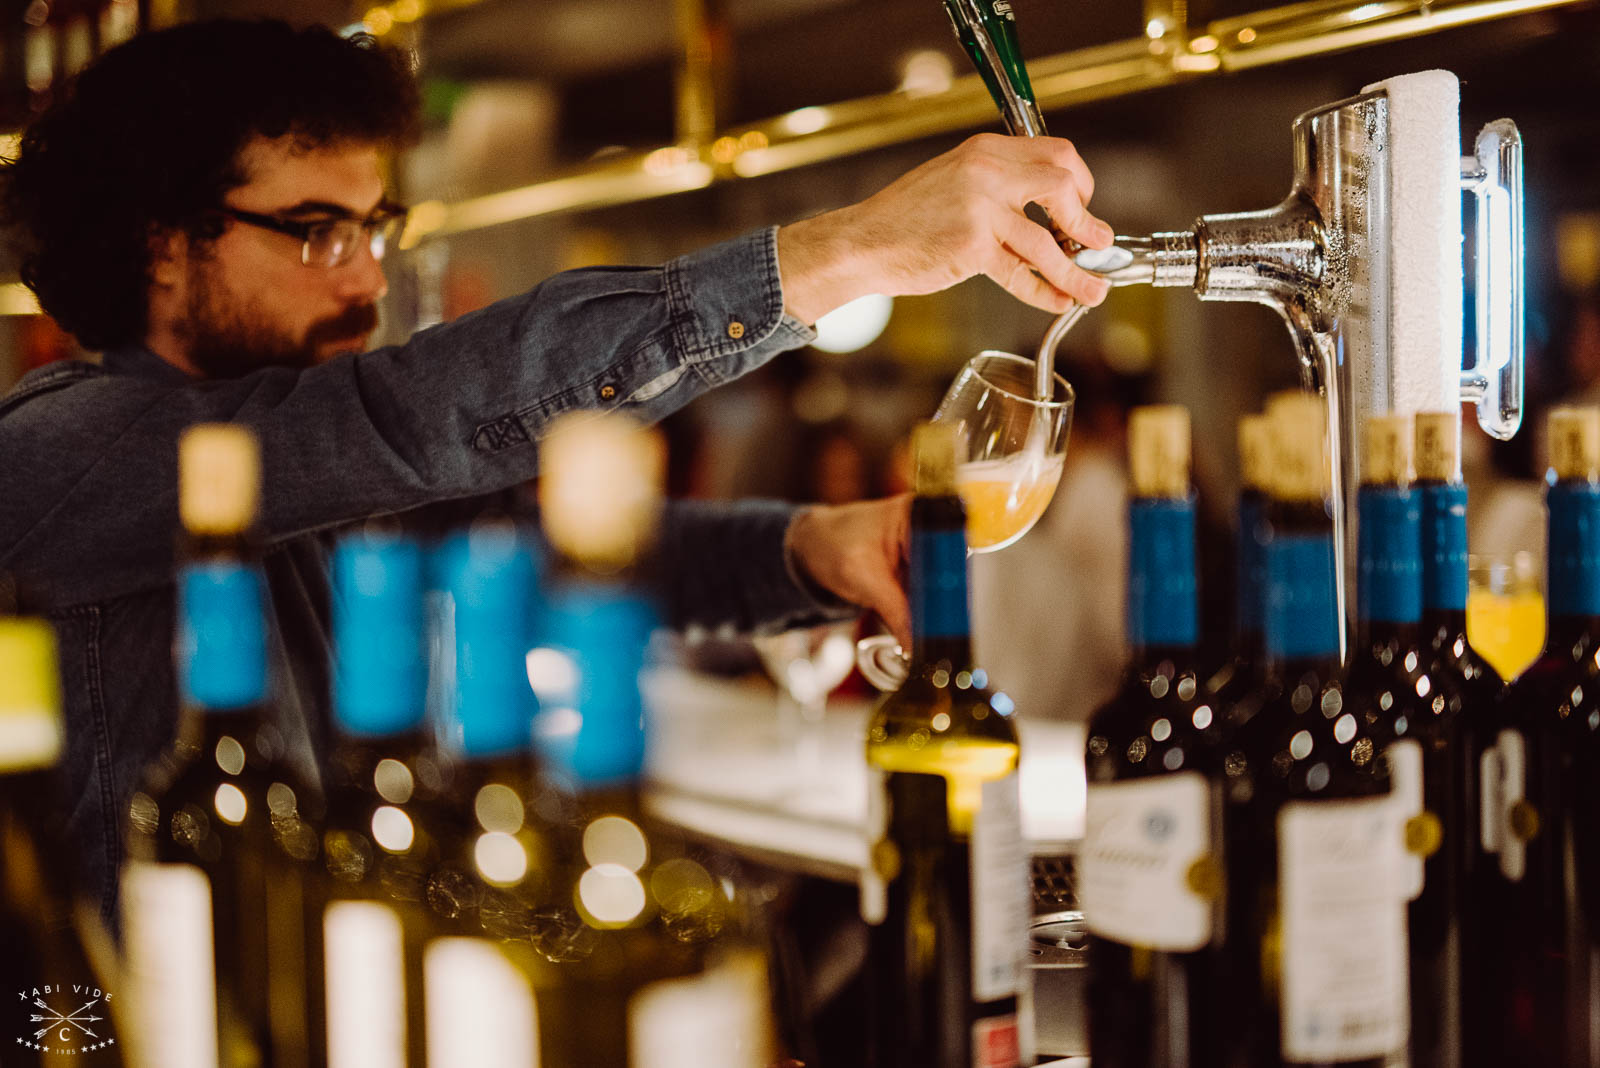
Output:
[942, 0, 1012, 121]
[972, 0, 1037, 106]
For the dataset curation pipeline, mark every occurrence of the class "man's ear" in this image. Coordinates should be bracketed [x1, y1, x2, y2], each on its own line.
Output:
[147, 227, 189, 290]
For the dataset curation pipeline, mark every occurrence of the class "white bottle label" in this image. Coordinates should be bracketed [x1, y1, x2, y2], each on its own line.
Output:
[860, 767, 889, 926]
[628, 952, 774, 1068]
[1386, 739, 1426, 900]
[325, 900, 406, 1068]
[1279, 797, 1409, 1062]
[1080, 772, 1214, 951]
[120, 861, 220, 1068]
[1494, 728, 1529, 882]
[424, 938, 539, 1068]
[970, 773, 1027, 1002]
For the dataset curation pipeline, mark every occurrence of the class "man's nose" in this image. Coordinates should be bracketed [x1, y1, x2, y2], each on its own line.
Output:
[338, 240, 388, 304]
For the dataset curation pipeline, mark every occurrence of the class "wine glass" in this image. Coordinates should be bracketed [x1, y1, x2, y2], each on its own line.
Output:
[1466, 550, 1545, 681]
[752, 621, 860, 779]
[857, 350, 1074, 691]
[936, 350, 1075, 552]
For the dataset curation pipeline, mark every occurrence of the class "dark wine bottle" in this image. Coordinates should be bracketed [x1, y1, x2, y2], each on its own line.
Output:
[1412, 411, 1510, 1068]
[1207, 412, 1271, 719]
[1082, 404, 1227, 1067]
[1483, 406, 1600, 1066]
[321, 526, 448, 1068]
[863, 422, 1027, 1068]
[1227, 393, 1405, 1068]
[120, 424, 323, 1068]
[420, 519, 550, 1067]
[1344, 413, 1460, 1068]
[0, 618, 120, 1065]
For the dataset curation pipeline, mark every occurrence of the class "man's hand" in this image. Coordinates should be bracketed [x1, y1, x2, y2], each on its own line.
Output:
[787, 495, 913, 651]
[776, 133, 1114, 325]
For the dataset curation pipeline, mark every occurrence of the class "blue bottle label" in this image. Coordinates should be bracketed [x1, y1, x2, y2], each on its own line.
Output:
[1237, 494, 1268, 637]
[1128, 497, 1198, 649]
[1419, 484, 1469, 614]
[1357, 487, 1422, 625]
[332, 534, 428, 737]
[1547, 484, 1600, 618]
[179, 561, 268, 711]
[911, 529, 971, 640]
[441, 527, 541, 759]
[1267, 533, 1340, 660]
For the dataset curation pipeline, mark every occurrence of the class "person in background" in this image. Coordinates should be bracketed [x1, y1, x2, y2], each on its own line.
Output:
[0, 18, 1113, 915]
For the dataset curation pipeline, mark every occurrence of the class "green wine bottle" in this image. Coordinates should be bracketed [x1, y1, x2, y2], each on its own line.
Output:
[864, 421, 1027, 1068]
[120, 424, 323, 1068]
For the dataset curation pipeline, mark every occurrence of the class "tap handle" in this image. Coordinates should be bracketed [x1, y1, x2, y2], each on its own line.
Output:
[945, 0, 1047, 137]
[1459, 119, 1524, 442]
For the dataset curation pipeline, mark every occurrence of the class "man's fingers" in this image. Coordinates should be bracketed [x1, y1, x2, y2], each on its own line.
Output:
[970, 133, 1097, 205]
[1032, 192, 1115, 252]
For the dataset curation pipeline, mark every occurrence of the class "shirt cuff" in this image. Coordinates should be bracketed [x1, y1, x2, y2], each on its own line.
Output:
[664, 227, 816, 386]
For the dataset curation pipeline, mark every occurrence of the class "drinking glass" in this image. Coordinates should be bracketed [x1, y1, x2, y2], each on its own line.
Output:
[752, 621, 859, 776]
[1466, 550, 1545, 681]
[936, 350, 1075, 552]
[856, 350, 1074, 691]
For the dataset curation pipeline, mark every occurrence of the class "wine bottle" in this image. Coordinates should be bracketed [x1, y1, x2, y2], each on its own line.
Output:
[0, 618, 119, 1066]
[120, 424, 323, 1068]
[1229, 393, 1406, 1068]
[1344, 413, 1460, 1068]
[528, 410, 775, 1068]
[1483, 406, 1600, 1066]
[1414, 412, 1509, 1068]
[1206, 413, 1271, 718]
[1082, 404, 1227, 1067]
[421, 519, 548, 1068]
[863, 421, 1027, 1068]
[322, 526, 448, 1068]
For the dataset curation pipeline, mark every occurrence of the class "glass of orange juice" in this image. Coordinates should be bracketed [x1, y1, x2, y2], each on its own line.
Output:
[933, 350, 1075, 552]
[1466, 550, 1545, 681]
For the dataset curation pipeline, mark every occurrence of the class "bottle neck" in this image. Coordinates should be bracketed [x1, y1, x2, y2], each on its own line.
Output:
[1127, 496, 1199, 661]
[1265, 501, 1341, 671]
[1356, 485, 1423, 645]
[179, 558, 268, 713]
[1235, 489, 1268, 650]
[908, 496, 974, 666]
[1418, 481, 1469, 618]
[326, 729, 433, 792]
[1546, 482, 1600, 634]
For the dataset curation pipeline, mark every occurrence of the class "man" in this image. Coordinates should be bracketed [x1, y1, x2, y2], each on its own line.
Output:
[0, 19, 1112, 914]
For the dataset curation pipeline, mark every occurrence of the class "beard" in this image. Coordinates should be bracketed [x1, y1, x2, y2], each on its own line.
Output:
[181, 260, 379, 380]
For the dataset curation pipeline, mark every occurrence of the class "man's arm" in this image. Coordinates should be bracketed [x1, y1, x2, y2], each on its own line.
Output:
[1, 230, 810, 607]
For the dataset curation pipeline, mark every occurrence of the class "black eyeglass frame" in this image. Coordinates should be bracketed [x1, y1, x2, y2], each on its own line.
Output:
[219, 205, 408, 267]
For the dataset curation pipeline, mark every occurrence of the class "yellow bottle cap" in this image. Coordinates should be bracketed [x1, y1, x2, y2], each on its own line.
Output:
[1267, 391, 1330, 502]
[1414, 411, 1460, 482]
[0, 618, 63, 774]
[1548, 406, 1600, 482]
[1128, 404, 1190, 499]
[539, 411, 665, 572]
[1238, 414, 1271, 493]
[912, 422, 960, 497]
[179, 424, 260, 535]
[1362, 413, 1413, 488]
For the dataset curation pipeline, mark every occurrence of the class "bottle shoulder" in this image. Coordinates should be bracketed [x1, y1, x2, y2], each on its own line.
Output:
[1232, 676, 1390, 802]
[868, 677, 1019, 749]
[1086, 667, 1226, 782]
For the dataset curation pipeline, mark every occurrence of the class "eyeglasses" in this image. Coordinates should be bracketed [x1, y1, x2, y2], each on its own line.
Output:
[220, 205, 407, 268]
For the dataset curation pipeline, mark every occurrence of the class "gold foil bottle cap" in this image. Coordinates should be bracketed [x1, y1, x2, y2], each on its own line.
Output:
[179, 424, 260, 535]
[539, 411, 666, 573]
[1414, 411, 1460, 482]
[912, 422, 960, 497]
[1548, 406, 1600, 482]
[1362, 413, 1414, 488]
[1128, 405, 1191, 499]
[1266, 391, 1330, 502]
[1239, 414, 1271, 492]
[0, 618, 63, 774]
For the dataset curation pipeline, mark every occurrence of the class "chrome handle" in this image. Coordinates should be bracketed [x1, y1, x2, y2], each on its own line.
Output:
[1459, 119, 1524, 441]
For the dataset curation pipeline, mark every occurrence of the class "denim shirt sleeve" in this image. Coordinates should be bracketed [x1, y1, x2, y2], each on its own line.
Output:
[0, 227, 818, 608]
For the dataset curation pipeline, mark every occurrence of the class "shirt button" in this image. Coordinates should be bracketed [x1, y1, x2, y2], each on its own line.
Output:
[599, 384, 617, 400]
[727, 321, 745, 340]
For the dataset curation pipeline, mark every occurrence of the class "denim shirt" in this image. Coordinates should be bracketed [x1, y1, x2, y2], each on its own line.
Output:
[0, 227, 843, 915]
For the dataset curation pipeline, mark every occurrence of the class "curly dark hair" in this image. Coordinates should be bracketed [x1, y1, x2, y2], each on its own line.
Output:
[0, 19, 422, 352]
